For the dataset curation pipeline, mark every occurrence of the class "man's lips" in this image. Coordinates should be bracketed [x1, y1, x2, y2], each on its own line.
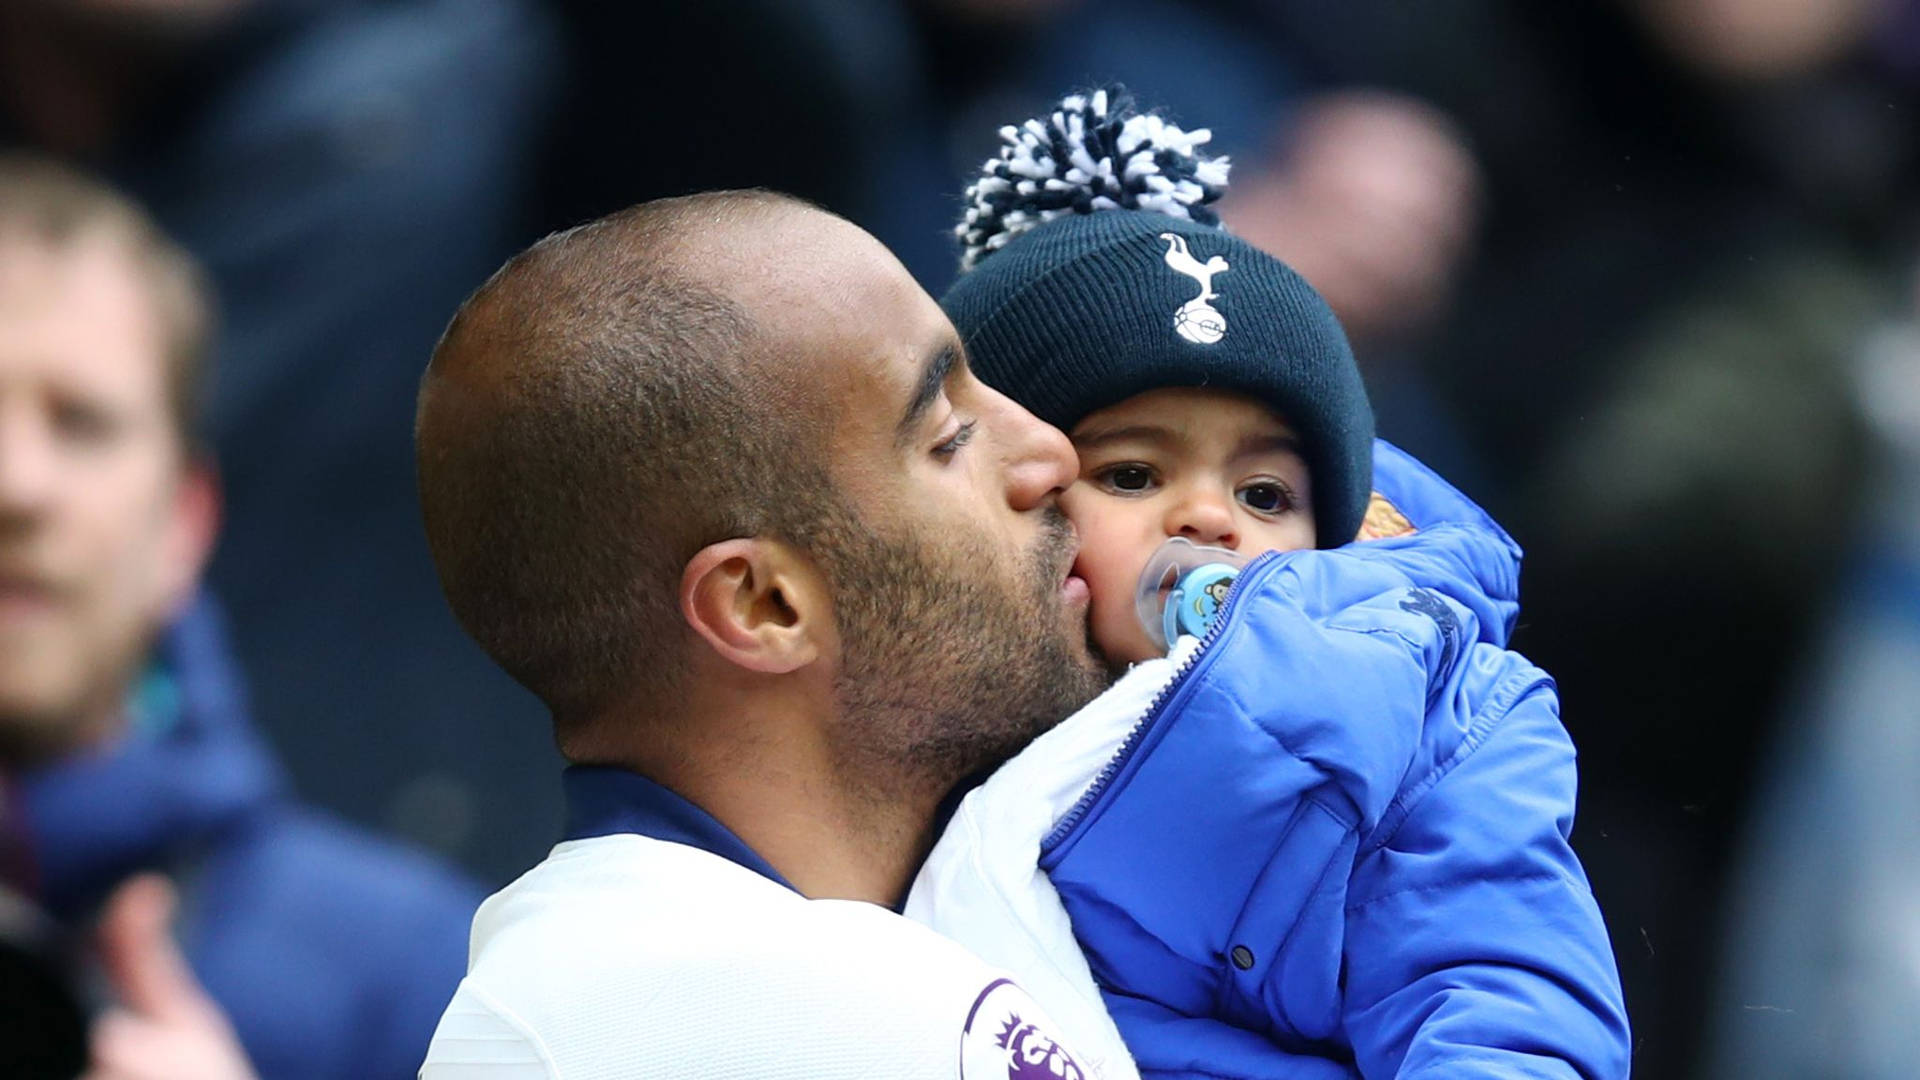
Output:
[1055, 527, 1089, 605]
[1060, 573, 1089, 605]
[0, 572, 66, 616]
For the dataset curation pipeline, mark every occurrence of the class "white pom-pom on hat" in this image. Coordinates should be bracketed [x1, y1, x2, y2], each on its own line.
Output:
[957, 88, 1231, 271]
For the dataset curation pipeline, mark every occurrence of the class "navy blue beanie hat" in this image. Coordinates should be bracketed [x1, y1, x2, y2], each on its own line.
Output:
[943, 90, 1374, 547]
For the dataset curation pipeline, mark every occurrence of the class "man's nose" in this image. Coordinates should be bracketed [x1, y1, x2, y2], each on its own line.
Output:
[991, 390, 1077, 513]
[1166, 486, 1238, 548]
[0, 405, 56, 516]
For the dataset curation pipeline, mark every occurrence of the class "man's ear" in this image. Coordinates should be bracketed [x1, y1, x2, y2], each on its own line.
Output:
[155, 457, 220, 619]
[679, 538, 828, 675]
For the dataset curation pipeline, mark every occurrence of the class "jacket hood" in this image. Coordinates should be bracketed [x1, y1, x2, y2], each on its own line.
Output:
[1363, 440, 1522, 647]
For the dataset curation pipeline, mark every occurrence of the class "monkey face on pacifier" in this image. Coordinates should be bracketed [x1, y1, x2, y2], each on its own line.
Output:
[1133, 536, 1248, 655]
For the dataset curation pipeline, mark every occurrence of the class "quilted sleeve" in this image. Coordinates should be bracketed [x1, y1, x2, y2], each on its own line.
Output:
[1339, 654, 1631, 1080]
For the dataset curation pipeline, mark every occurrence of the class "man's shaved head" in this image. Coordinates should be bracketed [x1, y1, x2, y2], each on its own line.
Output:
[417, 191, 847, 731]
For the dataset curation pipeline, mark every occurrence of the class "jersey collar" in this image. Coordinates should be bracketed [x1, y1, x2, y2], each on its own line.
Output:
[561, 764, 796, 892]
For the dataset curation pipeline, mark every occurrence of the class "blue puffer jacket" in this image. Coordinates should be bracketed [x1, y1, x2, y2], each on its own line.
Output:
[1039, 443, 1630, 1079]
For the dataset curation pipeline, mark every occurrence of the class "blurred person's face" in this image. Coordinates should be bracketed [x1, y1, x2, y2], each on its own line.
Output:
[1061, 388, 1316, 667]
[1628, 0, 1876, 80]
[0, 233, 214, 763]
[1222, 92, 1480, 344]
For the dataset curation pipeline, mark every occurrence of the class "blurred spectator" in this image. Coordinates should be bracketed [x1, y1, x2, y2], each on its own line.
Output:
[0, 155, 477, 1080]
[1220, 90, 1479, 348]
[0, 0, 565, 883]
[1705, 284, 1920, 1080]
[1634, 0, 1881, 81]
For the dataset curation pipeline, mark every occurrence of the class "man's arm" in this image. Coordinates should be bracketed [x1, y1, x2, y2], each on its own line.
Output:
[418, 982, 556, 1080]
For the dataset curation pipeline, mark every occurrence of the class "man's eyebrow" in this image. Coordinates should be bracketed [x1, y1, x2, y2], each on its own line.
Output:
[895, 339, 960, 448]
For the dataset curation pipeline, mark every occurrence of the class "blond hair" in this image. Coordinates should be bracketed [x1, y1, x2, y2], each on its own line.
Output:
[0, 153, 214, 450]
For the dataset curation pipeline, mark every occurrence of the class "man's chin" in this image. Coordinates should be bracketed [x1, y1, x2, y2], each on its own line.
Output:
[1052, 595, 1112, 686]
[0, 705, 103, 768]
[1077, 628, 1120, 685]
[1064, 632, 1117, 710]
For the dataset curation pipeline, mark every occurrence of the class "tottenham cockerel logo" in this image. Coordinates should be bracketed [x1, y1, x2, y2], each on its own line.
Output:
[961, 980, 1089, 1080]
[1160, 233, 1230, 344]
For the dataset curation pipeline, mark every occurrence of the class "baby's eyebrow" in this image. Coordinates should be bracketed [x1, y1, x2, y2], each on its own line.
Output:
[1235, 433, 1305, 459]
[1070, 424, 1178, 450]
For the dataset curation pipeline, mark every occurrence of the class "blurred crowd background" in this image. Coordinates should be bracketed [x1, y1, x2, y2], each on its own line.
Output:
[4, 0, 1920, 1077]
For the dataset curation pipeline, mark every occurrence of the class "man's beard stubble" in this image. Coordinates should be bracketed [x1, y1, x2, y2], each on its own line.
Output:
[823, 507, 1109, 799]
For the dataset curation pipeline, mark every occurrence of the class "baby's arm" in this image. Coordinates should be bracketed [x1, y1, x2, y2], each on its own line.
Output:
[1340, 651, 1630, 1079]
[1290, 446, 1631, 1076]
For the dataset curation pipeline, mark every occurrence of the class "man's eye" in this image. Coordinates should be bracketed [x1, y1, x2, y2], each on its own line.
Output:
[1238, 481, 1292, 514]
[933, 420, 977, 459]
[1097, 464, 1155, 493]
[52, 398, 121, 446]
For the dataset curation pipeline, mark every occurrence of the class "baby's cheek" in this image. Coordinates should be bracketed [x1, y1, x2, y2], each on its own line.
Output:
[1057, 480, 1100, 527]
[1076, 542, 1133, 611]
[1061, 488, 1161, 660]
[1082, 545, 1157, 661]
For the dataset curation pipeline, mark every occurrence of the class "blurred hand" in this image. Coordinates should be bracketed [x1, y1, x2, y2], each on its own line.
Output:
[82, 874, 257, 1080]
[1223, 91, 1481, 345]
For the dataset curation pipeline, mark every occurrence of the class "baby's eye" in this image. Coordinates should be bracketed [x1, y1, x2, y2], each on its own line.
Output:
[1237, 481, 1293, 515]
[1095, 463, 1157, 494]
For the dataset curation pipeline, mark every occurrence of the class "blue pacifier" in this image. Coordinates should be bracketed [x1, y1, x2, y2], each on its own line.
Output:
[1133, 536, 1248, 654]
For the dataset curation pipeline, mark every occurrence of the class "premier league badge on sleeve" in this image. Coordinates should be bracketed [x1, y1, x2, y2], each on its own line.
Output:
[960, 979, 1089, 1080]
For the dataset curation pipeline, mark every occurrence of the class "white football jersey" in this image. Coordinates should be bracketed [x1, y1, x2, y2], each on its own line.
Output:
[905, 642, 1196, 1080]
[419, 833, 1094, 1080]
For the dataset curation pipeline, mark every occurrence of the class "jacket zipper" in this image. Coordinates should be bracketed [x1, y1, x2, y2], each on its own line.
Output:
[1040, 551, 1281, 855]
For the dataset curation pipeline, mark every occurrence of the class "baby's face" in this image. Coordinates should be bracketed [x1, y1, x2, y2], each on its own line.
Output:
[1063, 387, 1316, 666]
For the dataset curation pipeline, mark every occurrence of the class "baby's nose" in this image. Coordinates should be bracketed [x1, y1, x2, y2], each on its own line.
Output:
[1169, 491, 1238, 548]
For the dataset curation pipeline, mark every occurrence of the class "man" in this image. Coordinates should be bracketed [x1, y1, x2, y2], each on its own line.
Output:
[0, 154, 479, 1080]
[415, 191, 1113, 1077]
[1, 0, 563, 881]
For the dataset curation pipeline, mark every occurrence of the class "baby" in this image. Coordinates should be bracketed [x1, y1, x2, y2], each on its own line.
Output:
[906, 92, 1630, 1080]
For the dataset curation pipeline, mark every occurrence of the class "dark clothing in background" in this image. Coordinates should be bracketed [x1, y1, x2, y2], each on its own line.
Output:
[2, 0, 568, 882]
[15, 597, 481, 1080]
[537, 0, 896, 243]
